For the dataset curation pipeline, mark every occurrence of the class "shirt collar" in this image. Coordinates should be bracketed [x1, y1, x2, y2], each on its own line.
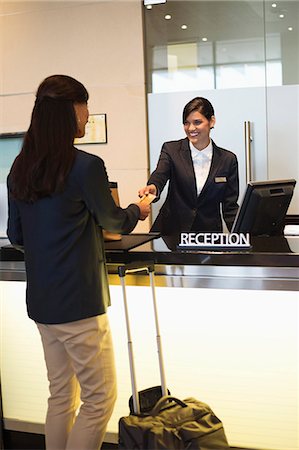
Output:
[189, 140, 213, 160]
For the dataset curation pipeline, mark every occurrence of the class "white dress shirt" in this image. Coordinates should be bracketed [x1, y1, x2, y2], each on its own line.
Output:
[190, 140, 213, 196]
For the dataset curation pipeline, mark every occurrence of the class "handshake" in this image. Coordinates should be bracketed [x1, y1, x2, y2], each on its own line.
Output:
[136, 184, 157, 221]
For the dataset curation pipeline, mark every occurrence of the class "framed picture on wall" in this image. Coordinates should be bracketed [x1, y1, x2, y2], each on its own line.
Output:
[74, 113, 107, 145]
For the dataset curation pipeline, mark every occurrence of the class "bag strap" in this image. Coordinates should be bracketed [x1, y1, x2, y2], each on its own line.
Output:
[150, 395, 188, 416]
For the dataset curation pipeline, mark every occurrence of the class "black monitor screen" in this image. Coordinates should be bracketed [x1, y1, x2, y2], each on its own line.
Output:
[232, 179, 296, 236]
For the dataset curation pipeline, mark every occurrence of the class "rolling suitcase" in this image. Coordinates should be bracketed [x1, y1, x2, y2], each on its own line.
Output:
[118, 261, 230, 450]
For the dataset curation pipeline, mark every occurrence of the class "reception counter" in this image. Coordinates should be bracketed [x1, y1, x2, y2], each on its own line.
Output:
[1, 234, 299, 449]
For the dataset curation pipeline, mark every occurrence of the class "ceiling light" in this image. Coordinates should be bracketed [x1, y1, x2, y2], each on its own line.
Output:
[202, 37, 208, 42]
[271, 3, 277, 7]
[144, 0, 166, 5]
[288, 26, 293, 31]
[165, 14, 172, 20]
[146, 4, 152, 9]
[279, 13, 285, 18]
[181, 24, 187, 30]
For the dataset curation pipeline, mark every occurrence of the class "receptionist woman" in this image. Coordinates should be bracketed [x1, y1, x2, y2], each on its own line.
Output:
[139, 97, 240, 235]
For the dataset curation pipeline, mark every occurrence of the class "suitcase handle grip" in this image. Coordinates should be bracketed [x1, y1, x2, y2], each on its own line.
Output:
[118, 261, 155, 278]
[151, 395, 188, 416]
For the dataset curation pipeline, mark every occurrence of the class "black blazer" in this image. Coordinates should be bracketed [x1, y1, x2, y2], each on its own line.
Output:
[148, 138, 239, 235]
[7, 149, 140, 324]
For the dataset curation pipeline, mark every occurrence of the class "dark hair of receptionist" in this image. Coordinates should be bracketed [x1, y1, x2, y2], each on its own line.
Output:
[9, 74, 89, 203]
[182, 97, 215, 124]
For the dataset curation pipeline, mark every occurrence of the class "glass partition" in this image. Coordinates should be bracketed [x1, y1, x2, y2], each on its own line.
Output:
[144, 0, 298, 94]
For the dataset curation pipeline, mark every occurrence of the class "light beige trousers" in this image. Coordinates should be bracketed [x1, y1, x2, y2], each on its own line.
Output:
[37, 314, 117, 450]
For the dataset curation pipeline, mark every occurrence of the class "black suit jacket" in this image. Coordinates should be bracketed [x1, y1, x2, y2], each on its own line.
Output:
[148, 138, 239, 235]
[7, 149, 140, 324]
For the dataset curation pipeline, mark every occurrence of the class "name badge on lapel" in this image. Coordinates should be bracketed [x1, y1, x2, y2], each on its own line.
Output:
[215, 177, 227, 183]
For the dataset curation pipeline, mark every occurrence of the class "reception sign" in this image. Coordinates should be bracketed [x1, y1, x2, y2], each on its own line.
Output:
[178, 232, 251, 251]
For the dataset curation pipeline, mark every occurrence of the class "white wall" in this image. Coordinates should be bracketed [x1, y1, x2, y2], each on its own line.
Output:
[0, 0, 150, 232]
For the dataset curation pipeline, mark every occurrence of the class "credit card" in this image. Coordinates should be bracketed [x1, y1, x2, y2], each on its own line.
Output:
[139, 193, 156, 205]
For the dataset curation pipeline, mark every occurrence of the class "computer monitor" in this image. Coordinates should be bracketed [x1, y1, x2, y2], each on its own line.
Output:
[231, 179, 296, 236]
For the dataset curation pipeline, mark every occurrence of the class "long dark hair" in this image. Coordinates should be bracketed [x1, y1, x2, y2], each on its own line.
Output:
[182, 97, 214, 123]
[9, 74, 89, 202]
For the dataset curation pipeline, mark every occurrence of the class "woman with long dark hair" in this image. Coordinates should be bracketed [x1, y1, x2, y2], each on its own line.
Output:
[7, 74, 150, 450]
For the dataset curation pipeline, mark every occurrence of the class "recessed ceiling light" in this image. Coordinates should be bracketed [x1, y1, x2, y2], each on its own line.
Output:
[271, 3, 277, 7]
[165, 14, 172, 20]
[202, 37, 208, 42]
[288, 26, 293, 31]
[279, 14, 285, 18]
[181, 24, 187, 30]
[144, 0, 166, 5]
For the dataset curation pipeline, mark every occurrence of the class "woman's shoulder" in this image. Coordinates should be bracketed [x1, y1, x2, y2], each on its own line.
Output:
[73, 148, 104, 168]
[212, 141, 237, 159]
[162, 137, 189, 151]
[74, 148, 103, 162]
[70, 149, 106, 181]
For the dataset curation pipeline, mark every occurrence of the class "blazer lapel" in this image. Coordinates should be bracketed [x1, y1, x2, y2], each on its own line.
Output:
[180, 138, 197, 201]
[199, 141, 221, 198]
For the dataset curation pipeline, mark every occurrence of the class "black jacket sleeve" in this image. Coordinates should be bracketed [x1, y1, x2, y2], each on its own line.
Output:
[80, 155, 140, 234]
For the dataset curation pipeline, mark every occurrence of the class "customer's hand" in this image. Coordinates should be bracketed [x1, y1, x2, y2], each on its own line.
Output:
[138, 184, 157, 198]
[136, 202, 151, 221]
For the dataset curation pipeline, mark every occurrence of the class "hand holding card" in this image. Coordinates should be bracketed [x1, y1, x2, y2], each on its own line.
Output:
[139, 193, 156, 205]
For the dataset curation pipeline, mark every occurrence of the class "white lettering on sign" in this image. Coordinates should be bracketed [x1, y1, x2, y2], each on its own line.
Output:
[179, 233, 251, 248]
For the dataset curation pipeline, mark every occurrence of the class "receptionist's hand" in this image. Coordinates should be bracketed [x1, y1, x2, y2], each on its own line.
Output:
[138, 184, 157, 198]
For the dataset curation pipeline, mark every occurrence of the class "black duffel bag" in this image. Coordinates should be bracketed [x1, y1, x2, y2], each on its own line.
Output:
[119, 395, 230, 449]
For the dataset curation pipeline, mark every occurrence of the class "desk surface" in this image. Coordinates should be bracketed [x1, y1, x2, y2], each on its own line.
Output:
[1, 235, 299, 290]
[1, 234, 299, 268]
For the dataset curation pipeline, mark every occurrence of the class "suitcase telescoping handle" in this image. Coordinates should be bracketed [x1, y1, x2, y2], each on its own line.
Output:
[118, 261, 167, 414]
